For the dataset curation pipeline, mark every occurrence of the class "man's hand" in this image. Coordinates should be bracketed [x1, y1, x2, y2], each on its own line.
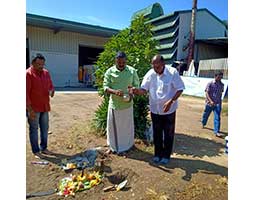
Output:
[132, 87, 139, 95]
[163, 99, 174, 113]
[127, 86, 133, 95]
[28, 108, 36, 121]
[129, 87, 143, 95]
[50, 90, 55, 98]
[114, 89, 124, 97]
[209, 100, 215, 106]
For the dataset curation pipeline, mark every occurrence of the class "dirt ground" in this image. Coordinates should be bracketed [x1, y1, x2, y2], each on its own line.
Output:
[26, 93, 228, 200]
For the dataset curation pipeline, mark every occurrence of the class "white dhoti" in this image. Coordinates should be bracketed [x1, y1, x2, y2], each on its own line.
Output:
[107, 106, 134, 153]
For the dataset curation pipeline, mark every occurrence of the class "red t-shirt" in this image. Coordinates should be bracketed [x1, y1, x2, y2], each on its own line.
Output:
[26, 66, 54, 112]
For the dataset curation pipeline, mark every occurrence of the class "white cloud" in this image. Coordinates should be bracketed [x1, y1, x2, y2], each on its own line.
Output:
[85, 16, 104, 24]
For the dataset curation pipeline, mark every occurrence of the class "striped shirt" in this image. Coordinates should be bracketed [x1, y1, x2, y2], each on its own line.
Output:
[205, 80, 224, 105]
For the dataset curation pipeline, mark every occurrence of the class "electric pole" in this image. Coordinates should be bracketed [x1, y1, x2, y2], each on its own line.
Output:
[186, 0, 197, 71]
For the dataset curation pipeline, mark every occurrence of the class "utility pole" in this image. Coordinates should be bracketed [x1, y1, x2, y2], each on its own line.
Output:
[186, 0, 197, 71]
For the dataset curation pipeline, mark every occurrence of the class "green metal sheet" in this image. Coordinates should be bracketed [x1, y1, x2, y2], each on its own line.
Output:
[147, 12, 178, 24]
[161, 49, 177, 60]
[152, 27, 179, 40]
[131, 3, 164, 20]
[156, 38, 178, 50]
[151, 17, 179, 32]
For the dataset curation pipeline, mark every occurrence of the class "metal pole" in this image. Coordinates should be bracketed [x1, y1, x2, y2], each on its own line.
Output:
[186, 0, 197, 71]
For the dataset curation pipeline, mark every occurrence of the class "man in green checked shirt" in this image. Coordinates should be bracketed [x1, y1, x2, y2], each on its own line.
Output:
[103, 51, 140, 153]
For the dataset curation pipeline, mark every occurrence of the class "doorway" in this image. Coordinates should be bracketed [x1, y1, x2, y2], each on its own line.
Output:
[78, 45, 103, 85]
[78, 45, 103, 66]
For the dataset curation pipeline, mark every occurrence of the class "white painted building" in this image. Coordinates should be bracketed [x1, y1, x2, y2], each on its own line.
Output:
[26, 14, 119, 87]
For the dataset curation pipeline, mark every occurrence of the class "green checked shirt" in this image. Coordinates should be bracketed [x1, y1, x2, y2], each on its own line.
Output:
[103, 65, 140, 110]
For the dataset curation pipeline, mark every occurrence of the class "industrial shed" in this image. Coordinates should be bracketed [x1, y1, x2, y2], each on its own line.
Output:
[26, 14, 119, 87]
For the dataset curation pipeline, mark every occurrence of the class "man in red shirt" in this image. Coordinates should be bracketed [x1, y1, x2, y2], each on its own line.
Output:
[26, 54, 54, 158]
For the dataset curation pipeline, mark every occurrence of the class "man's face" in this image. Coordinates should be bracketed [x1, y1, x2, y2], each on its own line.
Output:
[215, 74, 223, 82]
[33, 58, 45, 72]
[152, 59, 164, 74]
[116, 58, 126, 70]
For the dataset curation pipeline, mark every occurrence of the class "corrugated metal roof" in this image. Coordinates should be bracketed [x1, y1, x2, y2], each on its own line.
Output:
[26, 13, 119, 37]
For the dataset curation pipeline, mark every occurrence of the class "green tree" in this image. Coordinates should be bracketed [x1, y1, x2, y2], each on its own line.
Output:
[93, 15, 158, 138]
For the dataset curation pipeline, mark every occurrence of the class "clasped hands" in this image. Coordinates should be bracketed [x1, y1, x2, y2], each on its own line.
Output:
[115, 86, 173, 113]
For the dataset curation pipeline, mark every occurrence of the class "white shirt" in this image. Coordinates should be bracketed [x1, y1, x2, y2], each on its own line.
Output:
[141, 66, 185, 115]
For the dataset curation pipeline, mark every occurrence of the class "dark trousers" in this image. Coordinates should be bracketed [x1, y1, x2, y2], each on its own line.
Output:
[151, 112, 176, 159]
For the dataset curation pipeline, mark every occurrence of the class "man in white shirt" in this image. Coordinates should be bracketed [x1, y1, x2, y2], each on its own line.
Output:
[132, 55, 185, 164]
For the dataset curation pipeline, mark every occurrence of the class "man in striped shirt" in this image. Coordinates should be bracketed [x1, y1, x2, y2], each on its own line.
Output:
[201, 71, 224, 137]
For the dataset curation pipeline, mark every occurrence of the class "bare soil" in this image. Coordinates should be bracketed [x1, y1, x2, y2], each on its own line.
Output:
[26, 93, 228, 200]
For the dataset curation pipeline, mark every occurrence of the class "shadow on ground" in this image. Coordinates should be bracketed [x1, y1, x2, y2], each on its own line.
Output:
[174, 132, 225, 158]
[151, 157, 228, 181]
[203, 127, 228, 135]
[36, 151, 77, 165]
[35, 132, 227, 182]
[126, 146, 227, 181]
[125, 132, 227, 181]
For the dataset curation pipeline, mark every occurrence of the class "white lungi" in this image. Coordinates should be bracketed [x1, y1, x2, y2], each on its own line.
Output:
[106, 106, 134, 153]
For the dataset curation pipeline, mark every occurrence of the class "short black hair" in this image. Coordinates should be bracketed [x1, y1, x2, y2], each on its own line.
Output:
[215, 71, 223, 77]
[115, 51, 126, 59]
[32, 53, 45, 63]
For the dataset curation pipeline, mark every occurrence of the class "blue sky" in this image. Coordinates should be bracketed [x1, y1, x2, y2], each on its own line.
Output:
[26, 0, 228, 30]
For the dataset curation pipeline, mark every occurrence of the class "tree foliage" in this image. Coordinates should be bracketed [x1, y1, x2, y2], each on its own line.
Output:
[93, 15, 158, 138]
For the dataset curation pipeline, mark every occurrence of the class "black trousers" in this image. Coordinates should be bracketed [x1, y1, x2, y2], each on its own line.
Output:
[151, 111, 176, 159]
